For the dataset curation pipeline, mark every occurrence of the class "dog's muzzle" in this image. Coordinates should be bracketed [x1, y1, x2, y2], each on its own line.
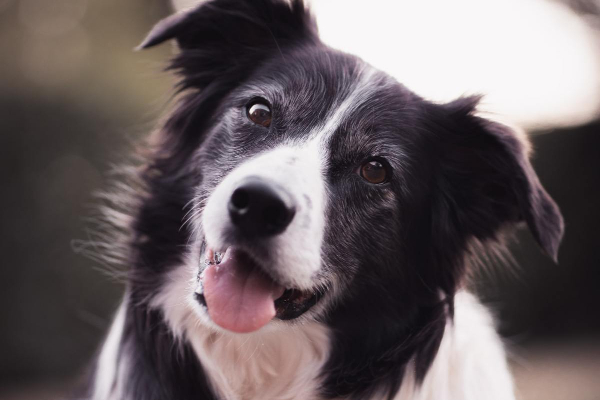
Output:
[197, 147, 326, 334]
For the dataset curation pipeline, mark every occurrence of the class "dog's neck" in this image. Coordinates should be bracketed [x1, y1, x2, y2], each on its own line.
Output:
[185, 319, 330, 400]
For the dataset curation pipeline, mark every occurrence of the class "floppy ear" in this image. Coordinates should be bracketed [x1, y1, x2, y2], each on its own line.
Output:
[430, 97, 564, 262]
[138, 0, 316, 87]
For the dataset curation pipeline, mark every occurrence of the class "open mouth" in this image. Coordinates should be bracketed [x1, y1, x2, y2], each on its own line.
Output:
[194, 247, 320, 333]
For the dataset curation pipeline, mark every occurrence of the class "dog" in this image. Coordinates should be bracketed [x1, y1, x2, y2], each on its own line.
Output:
[84, 1, 564, 399]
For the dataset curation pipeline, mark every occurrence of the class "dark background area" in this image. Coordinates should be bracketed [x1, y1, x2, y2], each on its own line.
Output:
[0, 0, 599, 399]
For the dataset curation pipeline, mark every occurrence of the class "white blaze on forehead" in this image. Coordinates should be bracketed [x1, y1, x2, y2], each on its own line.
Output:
[308, 65, 379, 146]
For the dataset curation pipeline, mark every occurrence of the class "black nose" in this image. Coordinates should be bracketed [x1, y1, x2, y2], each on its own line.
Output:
[228, 177, 296, 237]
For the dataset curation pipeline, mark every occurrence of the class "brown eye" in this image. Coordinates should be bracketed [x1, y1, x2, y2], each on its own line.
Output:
[247, 102, 272, 127]
[359, 159, 389, 184]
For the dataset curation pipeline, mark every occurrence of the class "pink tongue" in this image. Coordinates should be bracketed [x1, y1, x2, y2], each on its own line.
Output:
[203, 249, 285, 333]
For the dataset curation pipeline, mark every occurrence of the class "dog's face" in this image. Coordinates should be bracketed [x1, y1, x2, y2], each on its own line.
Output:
[139, 0, 563, 335]
[193, 54, 417, 333]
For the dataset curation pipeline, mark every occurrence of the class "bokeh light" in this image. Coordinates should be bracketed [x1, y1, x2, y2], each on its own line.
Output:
[20, 28, 90, 87]
[18, 0, 87, 36]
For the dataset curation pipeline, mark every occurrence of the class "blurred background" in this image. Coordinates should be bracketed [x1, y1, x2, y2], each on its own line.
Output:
[0, 0, 598, 399]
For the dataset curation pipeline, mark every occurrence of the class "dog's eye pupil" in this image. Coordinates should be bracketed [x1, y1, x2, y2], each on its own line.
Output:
[247, 103, 272, 127]
[360, 160, 387, 184]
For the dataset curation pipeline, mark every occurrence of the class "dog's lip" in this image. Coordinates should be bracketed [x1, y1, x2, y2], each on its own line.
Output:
[197, 246, 322, 321]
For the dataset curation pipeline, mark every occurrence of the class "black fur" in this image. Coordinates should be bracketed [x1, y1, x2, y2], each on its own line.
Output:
[85, 1, 564, 399]
[119, 304, 216, 400]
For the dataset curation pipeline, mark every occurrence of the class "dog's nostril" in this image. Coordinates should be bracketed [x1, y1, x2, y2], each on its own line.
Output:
[231, 188, 250, 211]
[263, 206, 288, 228]
[228, 177, 296, 237]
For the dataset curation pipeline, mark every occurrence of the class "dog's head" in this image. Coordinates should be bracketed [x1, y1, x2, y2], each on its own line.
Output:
[137, 0, 563, 336]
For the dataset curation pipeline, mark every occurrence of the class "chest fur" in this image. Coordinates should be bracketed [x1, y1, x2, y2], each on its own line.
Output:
[186, 322, 331, 400]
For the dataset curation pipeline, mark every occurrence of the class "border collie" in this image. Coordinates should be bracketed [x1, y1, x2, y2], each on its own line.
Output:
[85, 1, 564, 399]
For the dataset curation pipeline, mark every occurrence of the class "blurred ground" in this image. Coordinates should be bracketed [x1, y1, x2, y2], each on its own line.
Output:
[512, 341, 600, 400]
[0, 0, 599, 399]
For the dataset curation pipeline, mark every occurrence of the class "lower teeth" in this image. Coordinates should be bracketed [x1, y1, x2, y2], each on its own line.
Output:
[204, 251, 223, 266]
[197, 251, 224, 294]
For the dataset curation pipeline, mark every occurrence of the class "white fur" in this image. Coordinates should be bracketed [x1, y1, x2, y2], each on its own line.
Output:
[394, 292, 515, 400]
[92, 299, 127, 400]
[187, 317, 330, 400]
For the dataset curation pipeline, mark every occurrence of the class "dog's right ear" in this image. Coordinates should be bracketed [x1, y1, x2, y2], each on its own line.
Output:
[139, 0, 316, 50]
[136, 6, 199, 50]
[138, 0, 317, 80]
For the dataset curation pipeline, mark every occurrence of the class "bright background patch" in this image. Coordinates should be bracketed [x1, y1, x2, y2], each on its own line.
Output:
[174, 0, 600, 130]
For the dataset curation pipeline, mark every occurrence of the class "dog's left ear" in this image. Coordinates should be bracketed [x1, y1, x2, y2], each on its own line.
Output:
[430, 97, 564, 262]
